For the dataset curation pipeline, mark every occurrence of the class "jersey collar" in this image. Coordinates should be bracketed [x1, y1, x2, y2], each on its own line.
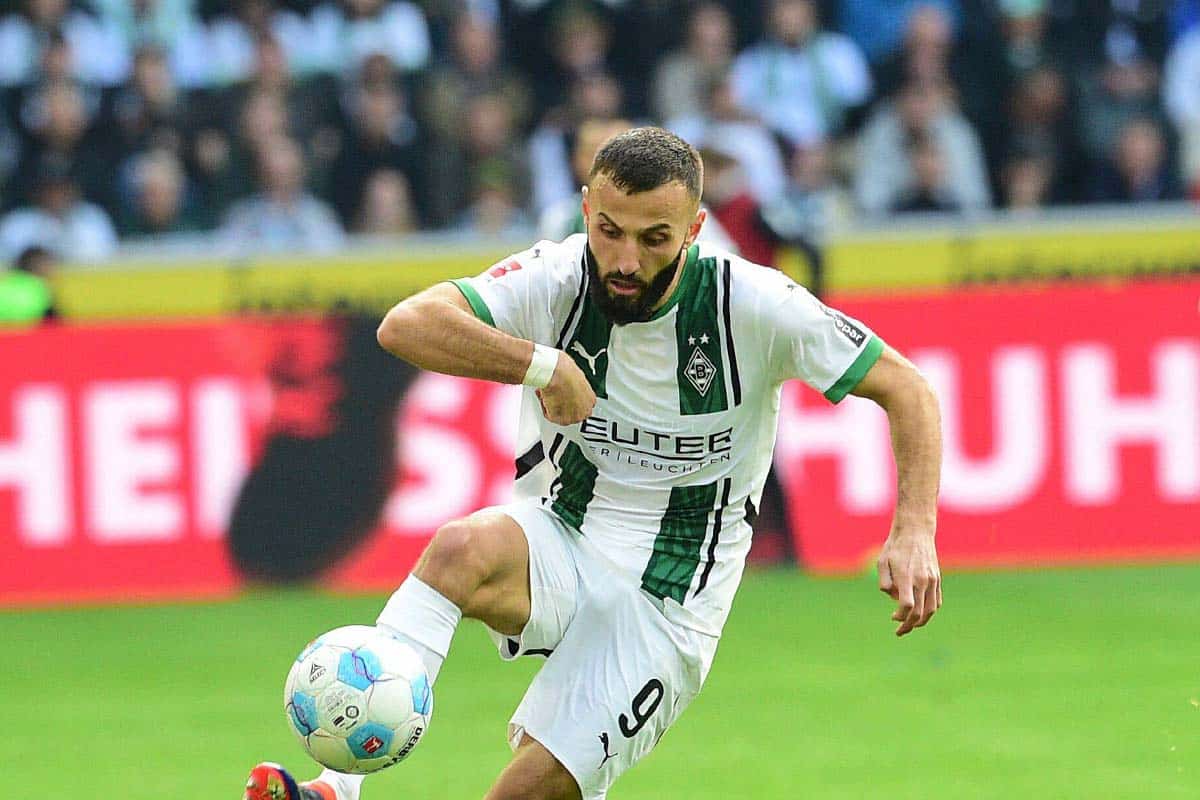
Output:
[647, 243, 699, 322]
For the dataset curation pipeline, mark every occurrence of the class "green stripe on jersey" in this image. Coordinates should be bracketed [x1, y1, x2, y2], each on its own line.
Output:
[648, 244, 698, 321]
[641, 481, 719, 604]
[550, 441, 598, 530]
[824, 336, 884, 403]
[450, 279, 496, 327]
[674, 257, 728, 415]
[563, 292, 613, 398]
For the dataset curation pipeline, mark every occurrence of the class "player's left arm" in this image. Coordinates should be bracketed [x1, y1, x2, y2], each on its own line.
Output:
[850, 345, 943, 637]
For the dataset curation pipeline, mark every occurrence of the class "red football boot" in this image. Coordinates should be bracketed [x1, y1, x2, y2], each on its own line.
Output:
[244, 763, 336, 800]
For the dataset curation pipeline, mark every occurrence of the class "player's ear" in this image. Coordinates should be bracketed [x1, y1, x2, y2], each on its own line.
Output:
[685, 206, 706, 247]
[581, 185, 591, 225]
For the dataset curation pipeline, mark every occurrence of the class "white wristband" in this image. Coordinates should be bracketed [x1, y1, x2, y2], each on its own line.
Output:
[522, 344, 559, 389]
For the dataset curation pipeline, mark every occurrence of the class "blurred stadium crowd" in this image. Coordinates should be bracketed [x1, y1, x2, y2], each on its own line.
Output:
[0, 0, 1198, 264]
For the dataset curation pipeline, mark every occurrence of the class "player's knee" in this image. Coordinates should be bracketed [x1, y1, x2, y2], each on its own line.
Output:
[489, 784, 578, 800]
[486, 765, 581, 800]
[415, 518, 493, 600]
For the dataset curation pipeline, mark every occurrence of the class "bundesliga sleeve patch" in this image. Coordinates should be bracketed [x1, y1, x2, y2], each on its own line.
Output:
[487, 258, 522, 279]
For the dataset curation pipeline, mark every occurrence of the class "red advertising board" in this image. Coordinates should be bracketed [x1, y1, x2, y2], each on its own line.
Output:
[777, 280, 1200, 571]
[0, 319, 518, 605]
[1, 279, 1197, 605]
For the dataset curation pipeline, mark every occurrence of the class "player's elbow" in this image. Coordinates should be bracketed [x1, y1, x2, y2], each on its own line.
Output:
[896, 369, 940, 426]
[377, 302, 417, 357]
[870, 359, 938, 416]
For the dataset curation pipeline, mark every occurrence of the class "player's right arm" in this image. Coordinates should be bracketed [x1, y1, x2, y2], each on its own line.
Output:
[376, 281, 596, 425]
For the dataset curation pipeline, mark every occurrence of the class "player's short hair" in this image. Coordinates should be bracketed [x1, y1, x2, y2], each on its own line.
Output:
[589, 127, 703, 202]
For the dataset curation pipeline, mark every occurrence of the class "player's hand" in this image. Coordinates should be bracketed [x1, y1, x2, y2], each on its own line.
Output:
[877, 527, 941, 637]
[536, 351, 596, 425]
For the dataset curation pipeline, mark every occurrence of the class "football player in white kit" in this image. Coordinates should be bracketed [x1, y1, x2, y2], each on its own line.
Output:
[246, 127, 943, 800]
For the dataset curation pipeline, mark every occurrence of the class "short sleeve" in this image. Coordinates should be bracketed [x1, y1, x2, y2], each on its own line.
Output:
[765, 280, 884, 403]
[449, 238, 580, 346]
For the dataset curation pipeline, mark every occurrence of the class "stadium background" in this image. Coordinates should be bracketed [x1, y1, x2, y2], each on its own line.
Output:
[1, 0, 1198, 796]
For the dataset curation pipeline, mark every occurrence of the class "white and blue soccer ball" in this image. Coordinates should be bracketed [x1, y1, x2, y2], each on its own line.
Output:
[284, 625, 432, 774]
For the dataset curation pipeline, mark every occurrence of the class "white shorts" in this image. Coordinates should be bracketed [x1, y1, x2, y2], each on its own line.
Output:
[485, 499, 719, 800]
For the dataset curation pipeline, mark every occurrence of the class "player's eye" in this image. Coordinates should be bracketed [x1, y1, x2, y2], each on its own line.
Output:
[643, 235, 668, 247]
[601, 226, 621, 239]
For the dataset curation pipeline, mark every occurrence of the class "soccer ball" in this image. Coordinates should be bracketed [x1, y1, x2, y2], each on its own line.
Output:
[284, 625, 432, 774]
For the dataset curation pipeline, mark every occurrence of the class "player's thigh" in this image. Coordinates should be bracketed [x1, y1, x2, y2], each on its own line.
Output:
[485, 734, 582, 800]
[413, 507, 531, 635]
[507, 580, 710, 799]
[483, 501, 580, 661]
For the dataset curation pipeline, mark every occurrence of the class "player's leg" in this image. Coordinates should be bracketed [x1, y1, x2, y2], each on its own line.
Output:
[247, 508, 539, 800]
[494, 536, 714, 800]
[484, 735, 582, 800]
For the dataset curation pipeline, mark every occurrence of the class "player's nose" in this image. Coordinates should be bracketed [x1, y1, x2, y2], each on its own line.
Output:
[614, 239, 641, 275]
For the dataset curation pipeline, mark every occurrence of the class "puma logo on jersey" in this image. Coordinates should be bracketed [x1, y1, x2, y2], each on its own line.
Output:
[572, 342, 606, 374]
[598, 731, 618, 768]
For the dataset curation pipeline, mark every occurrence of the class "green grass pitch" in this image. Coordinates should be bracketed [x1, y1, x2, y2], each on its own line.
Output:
[3, 564, 1197, 798]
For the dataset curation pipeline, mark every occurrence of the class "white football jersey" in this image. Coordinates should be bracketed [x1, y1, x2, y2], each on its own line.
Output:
[452, 234, 883, 635]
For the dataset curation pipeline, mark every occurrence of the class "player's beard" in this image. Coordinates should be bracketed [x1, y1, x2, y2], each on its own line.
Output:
[585, 242, 685, 325]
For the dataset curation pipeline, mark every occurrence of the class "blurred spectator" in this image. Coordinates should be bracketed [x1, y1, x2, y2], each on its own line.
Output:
[1065, 0, 1170, 73]
[0, 109, 21, 194]
[14, 79, 96, 176]
[188, 27, 344, 224]
[1000, 142, 1055, 212]
[528, 71, 624, 219]
[855, 78, 991, 215]
[0, 160, 118, 261]
[200, 0, 310, 87]
[107, 46, 188, 162]
[762, 138, 850, 244]
[839, 0, 960, 66]
[432, 92, 529, 228]
[0, 0, 1187, 253]
[0, 0, 129, 88]
[420, 13, 532, 145]
[184, 86, 289, 219]
[454, 163, 531, 237]
[355, 169, 415, 234]
[219, 35, 342, 190]
[1076, 33, 1165, 167]
[1002, 64, 1084, 203]
[875, 4, 959, 97]
[89, 0, 210, 88]
[1163, 24, 1200, 196]
[995, 0, 1057, 77]
[667, 73, 788, 204]
[537, 116, 631, 241]
[530, 4, 613, 112]
[730, 0, 873, 146]
[12, 82, 107, 207]
[219, 136, 345, 253]
[891, 132, 962, 212]
[307, 0, 430, 78]
[331, 80, 423, 227]
[699, 146, 777, 266]
[650, 3, 736, 123]
[1088, 117, 1183, 203]
[118, 148, 202, 235]
[0, 245, 57, 324]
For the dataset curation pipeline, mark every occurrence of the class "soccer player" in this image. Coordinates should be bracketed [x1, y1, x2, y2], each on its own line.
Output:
[246, 127, 942, 800]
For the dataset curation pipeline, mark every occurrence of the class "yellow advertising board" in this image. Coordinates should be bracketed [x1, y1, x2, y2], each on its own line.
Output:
[52, 246, 514, 320]
[51, 212, 1200, 319]
[823, 212, 1200, 292]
